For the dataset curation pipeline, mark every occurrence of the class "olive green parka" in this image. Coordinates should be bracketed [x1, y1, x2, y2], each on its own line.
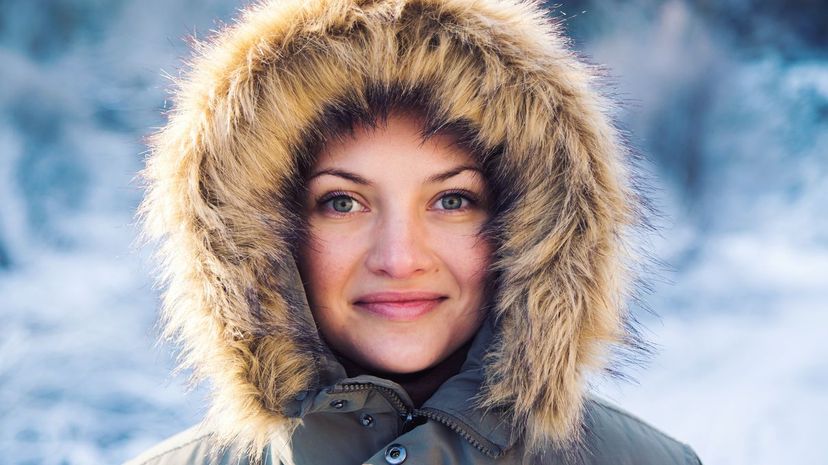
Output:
[125, 0, 703, 463]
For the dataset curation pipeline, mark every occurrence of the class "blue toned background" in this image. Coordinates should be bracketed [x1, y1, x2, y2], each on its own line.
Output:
[0, 0, 825, 463]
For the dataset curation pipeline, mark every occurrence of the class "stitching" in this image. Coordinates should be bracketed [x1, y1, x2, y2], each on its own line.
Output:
[133, 433, 212, 465]
[683, 443, 703, 465]
[437, 404, 508, 448]
[588, 397, 693, 450]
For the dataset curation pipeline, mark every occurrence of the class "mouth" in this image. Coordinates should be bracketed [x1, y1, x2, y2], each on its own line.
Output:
[353, 293, 448, 321]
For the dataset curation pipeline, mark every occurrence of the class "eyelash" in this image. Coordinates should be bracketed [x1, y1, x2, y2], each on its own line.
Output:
[316, 188, 480, 216]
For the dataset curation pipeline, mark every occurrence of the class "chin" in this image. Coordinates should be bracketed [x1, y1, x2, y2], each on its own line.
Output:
[362, 341, 444, 374]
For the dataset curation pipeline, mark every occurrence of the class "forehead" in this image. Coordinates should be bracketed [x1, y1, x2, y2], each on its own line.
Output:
[312, 112, 478, 173]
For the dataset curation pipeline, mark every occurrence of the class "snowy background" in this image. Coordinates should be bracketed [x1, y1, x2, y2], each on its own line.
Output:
[0, 0, 825, 464]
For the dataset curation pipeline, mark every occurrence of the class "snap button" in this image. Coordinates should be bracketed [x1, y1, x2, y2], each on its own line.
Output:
[360, 413, 374, 427]
[384, 444, 407, 464]
[330, 399, 347, 409]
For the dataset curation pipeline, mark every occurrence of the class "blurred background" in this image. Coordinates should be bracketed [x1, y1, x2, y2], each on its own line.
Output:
[0, 0, 825, 463]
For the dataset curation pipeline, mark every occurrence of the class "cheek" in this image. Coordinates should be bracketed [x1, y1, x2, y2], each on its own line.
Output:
[298, 227, 363, 307]
[435, 228, 493, 291]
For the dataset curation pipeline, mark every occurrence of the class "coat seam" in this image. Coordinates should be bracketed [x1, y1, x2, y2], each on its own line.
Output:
[431, 404, 509, 451]
[132, 433, 211, 465]
[683, 443, 703, 465]
[588, 398, 692, 452]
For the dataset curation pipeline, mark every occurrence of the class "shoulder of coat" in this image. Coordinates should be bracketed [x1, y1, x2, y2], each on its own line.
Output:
[580, 395, 703, 465]
[121, 425, 212, 465]
[121, 425, 278, 465]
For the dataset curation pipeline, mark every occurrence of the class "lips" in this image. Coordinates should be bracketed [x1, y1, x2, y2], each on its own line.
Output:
[353, 291, 448, 321]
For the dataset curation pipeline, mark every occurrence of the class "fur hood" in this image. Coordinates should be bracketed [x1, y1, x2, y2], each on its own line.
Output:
[138, 0, 649, 458]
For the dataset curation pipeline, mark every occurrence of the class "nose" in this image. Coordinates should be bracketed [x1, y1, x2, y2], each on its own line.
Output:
[365, 209, 437, 279]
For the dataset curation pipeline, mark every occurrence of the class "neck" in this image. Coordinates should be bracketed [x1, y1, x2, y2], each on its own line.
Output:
[334, 340, 474, 408]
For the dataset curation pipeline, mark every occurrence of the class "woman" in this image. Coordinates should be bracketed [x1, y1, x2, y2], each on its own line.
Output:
[127, 0, 703, 464]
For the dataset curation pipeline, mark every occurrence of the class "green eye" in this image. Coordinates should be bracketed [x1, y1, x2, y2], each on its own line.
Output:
[317, 192, 367, 215]
[440, 193, 465, 210]
[330, 195, 354, 213]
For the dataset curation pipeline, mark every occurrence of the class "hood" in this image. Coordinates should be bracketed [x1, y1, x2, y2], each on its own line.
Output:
[137, 0, 649, 458]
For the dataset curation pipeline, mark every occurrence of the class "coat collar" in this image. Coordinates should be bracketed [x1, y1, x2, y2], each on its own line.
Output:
[283, 314, 515, 457]
[418, 315, 515, 455]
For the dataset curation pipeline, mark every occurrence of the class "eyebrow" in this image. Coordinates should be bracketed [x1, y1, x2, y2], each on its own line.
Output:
[307, 165, 483, 185]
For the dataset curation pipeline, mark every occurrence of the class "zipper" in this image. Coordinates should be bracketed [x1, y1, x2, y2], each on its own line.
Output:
[327, 382, 503, 458]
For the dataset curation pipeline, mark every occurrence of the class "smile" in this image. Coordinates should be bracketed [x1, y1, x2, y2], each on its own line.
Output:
[353, 297, 447, 321]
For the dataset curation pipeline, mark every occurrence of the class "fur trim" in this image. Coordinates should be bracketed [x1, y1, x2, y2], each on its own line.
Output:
[137, 0, 648, 458]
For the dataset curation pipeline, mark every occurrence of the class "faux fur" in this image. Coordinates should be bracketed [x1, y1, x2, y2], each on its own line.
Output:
[137, 0, 648, 460]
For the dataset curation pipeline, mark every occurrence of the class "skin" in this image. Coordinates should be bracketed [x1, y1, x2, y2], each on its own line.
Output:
[296, 112, 493, 374]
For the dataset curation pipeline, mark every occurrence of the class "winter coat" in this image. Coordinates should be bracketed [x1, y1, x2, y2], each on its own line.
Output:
[125, 0, 703, 464]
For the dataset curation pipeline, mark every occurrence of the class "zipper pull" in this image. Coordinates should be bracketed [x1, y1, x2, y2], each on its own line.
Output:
[401, 411, 424, 434]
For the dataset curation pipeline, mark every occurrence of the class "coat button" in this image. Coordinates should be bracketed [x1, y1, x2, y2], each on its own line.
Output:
[360, 413, 374, 427]
[384, 444, 407, 464]
[330, 399, 347, 409]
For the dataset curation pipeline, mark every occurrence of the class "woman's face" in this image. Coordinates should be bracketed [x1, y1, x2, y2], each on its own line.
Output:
[297, 112, 493, 374]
